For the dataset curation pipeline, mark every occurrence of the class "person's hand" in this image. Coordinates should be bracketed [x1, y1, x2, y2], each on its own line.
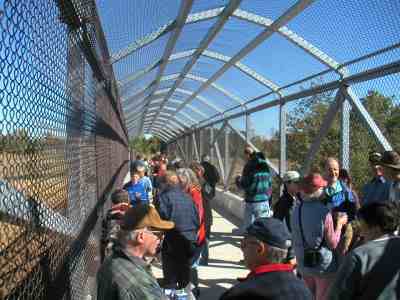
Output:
[337, 213, 348, 226]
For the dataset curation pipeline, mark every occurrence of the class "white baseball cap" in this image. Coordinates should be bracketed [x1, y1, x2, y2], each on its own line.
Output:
[282, 171, 301, 183]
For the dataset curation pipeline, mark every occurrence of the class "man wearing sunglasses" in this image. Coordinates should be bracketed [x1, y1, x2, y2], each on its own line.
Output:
[220, 218, 312, 300]
[97, 204, 174, 300]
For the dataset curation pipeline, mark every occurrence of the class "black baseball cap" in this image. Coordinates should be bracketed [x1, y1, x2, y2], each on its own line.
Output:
[246, 218, 292, 249]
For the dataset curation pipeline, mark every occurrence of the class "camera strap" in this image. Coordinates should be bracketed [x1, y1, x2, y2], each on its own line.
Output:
[298, 202, 325, 250]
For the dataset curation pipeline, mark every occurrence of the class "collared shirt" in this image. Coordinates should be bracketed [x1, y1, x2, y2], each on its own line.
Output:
[362, 176, 391, 206]
[97, 247, 164, 300]
[247, 263, 294, 279]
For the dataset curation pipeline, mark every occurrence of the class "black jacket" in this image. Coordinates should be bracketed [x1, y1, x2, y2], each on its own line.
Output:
[273, 188, 301, 232]
[201, 161, 220, 188]
[220, 269, 312, 300]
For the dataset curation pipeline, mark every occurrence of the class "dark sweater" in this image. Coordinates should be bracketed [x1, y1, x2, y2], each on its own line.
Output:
[329, 235, 400, 300]
[220, 268, 312, 300]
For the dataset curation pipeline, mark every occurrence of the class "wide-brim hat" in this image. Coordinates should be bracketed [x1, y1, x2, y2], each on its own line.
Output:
[368, 152, 382, 165]
[121, 204, 174, 231]
[380, 150, 400, 170]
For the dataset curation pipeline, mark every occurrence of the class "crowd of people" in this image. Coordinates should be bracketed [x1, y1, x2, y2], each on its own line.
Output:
[97, 147, 400, 300]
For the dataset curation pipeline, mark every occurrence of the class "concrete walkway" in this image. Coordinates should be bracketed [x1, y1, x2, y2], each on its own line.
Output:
[152, 204, 248, 299]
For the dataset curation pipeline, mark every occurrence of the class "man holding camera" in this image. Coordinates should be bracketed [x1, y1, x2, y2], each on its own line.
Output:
[220, 218, 311, 299]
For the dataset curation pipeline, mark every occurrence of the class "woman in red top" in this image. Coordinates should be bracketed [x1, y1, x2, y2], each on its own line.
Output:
[176, 168, 206, 297]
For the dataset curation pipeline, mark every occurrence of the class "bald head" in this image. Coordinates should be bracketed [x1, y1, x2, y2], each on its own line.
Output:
[325, 157, 340, 184]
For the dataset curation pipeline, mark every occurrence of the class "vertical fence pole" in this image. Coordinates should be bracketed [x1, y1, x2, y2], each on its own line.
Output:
[340, 99, 351, 170]
[192, 131, 200, 161]
[210, 127, 215, 163]
[199, 129, 203, 159]
[245, 113, 250, 143]
[224, 128, 229, 190]
[279, 102, 287, 176]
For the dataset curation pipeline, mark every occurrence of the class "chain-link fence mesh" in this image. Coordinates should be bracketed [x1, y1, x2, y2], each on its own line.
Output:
[0, 1, 128, 299]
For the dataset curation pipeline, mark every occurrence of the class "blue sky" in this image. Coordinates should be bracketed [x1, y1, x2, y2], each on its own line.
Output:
[1, 0, 399, 140]
[96, 0, 400, 139]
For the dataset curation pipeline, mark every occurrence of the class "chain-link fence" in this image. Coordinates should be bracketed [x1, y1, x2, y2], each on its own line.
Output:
[0, 1, 128, 299]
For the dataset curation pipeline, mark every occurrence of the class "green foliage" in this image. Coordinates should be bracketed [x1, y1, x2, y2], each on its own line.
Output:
[0, 129, 40, 154]
[248, 88, 399, 191]
[129, 136, 161, 157]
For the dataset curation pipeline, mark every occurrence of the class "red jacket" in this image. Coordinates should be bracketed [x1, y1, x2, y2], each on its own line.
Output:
[189, 185, 206, 245]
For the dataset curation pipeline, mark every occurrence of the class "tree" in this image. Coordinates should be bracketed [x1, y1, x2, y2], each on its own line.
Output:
[129, 136, 161, 158]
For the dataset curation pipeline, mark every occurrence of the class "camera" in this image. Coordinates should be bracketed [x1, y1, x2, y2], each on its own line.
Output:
[303, 248, 322, 268]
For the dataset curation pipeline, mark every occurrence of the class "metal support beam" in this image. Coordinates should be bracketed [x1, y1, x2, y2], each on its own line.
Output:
[111, 7, 225, 64]
[211, 121, 228, 146]
[279, 101, 287, 176]
[214, 141, 225, 183]
[176, 138, 187, 161]
[245, 113, 250, 143]
[210, 127, 215, 163]
[170, 59, 400, 141]
[225, 136, 241, 190]
[342, 87, 392, 151]
[340, 99, 351, 170]
[138, 1, 194, 135]
[199, 130, 203, 159]
[162, 0, 315, 131]
[149, 0, 242, 131]
[224, 129, 230, 190]
[192, 132, 200, 161]
[150, 131, 169, 142]
[301, 88, 345, 175]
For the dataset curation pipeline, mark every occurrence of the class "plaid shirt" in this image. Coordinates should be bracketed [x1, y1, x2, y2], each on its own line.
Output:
[97, 246, 163, 300]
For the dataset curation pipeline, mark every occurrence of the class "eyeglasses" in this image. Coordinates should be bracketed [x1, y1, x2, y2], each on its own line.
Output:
[146, 229, 165, 239]
[240, 237, 260, 249]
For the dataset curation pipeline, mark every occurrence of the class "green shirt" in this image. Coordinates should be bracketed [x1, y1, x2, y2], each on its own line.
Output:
[97, 247, 164, 300]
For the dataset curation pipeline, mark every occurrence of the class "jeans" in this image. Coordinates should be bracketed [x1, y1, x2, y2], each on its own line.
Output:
[242, 201, 272, 231]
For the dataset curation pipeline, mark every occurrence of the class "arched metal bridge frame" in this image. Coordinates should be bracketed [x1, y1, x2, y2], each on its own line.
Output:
[110, 0, 398, 181]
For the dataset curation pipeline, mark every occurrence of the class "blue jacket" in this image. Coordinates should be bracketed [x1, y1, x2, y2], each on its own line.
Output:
[324, 180, 357, 220]
[362, 176, 391, 205]
[123, 181, 148, 205]
[158, 185, 200, 242]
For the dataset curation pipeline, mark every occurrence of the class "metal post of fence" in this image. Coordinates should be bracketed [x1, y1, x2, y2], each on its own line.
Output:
[210, 127, 215, 163]
[301, 88, 345, 175]
[340, 99, 351, 170]
[215, 141, 225, 183]
[224, 128, 229, 190]
[192, 131, 200, 161]
[279, 102, 287, 176]
[245, 113, 250, 143]
[342, 87, 392, 151]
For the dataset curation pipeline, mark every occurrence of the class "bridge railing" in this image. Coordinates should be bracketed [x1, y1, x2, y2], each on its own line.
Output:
[0, 1, 128, 299]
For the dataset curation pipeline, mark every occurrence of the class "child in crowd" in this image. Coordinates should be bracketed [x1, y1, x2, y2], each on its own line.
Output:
[123, 170, 148, 206]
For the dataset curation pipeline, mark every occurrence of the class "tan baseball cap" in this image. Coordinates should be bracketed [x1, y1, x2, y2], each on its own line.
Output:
[120, 204, 174, 231]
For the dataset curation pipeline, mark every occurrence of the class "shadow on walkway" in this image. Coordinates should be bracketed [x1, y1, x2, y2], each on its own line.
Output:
[199, 278, 239, 300]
